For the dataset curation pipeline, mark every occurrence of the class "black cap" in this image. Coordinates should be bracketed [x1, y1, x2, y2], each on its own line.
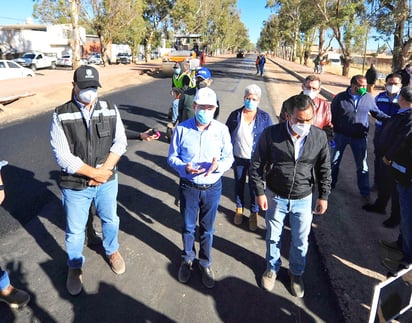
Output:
[73, 65, 101, 89]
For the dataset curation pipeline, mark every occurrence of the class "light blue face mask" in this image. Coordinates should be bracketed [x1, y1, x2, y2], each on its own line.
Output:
[174, 68, 181, 75]
[196, 109, 214, 125]
[244, 99, 258, 111]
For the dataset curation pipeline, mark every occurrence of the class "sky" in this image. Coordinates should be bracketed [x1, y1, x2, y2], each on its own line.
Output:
[0, 0, 271, 45]
[0, 0, 378, 50]
[236, 0, 272, 45]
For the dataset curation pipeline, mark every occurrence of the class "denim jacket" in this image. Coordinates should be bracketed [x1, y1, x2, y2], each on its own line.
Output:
[225, 107, 273, 158]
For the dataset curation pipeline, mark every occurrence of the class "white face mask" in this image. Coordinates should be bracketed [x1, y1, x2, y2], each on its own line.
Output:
[78, 88, 98, 104]
[303, 89, 317, 100]
[386, 84, 400, 95]
[291, 123, 311, 137]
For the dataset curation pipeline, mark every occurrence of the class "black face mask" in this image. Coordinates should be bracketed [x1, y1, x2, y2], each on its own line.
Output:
[196, 79, 207, 89]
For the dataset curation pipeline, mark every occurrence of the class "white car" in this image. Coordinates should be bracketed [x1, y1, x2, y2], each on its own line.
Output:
[57, 54, 73, 67]
[0, 59, 35, 80]
[57, 55, 87, 67]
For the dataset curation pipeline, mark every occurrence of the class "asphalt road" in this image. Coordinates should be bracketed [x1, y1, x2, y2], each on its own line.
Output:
[0, 56, 347, 322]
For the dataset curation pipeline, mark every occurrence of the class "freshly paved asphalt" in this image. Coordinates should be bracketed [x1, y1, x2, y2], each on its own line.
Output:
[0, 55, 409, 322]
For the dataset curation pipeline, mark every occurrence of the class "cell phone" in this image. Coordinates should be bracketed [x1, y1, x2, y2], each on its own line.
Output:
[149, 128, 160, 137]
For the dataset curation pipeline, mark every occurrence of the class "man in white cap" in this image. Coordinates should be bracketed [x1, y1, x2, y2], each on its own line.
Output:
[50, 65, 127, 296]
[168, 87, 234, 288]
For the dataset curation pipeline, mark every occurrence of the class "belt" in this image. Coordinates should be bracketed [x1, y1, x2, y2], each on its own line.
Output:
[180, 178, 215, 191]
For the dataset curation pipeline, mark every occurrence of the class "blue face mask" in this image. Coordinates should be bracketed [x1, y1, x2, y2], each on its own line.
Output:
[174, 68, 181, 75]
[244, 99, 258, 111]
[196, 109, 214, 125]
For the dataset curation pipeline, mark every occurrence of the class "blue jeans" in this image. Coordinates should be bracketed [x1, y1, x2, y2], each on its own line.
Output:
[259, 64, 265, 76]
[265, 190, 313, 276]
[398, 184, 412, 263]
[62, 175, 120, 268]
[0, 267, 9, 291]
[233, 157, 259, 213]
[331, 132, 370, 196]
[179, 178, 222, 268]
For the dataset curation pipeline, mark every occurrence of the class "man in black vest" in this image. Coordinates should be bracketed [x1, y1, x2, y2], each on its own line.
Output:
[50, 66, 128, 296]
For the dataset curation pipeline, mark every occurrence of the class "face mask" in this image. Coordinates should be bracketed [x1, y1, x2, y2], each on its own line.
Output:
[196, 79, 207, 89]
[78, 88, 98, 104]
[357, 87, 367, 96]
[174, 68, 181, 75]
[244, 99, 258, 111]
[195, 109, 214, 125]
[386, 84, 400, 95]
[291, 123, 311, 137]
[303, 89, 317, 100]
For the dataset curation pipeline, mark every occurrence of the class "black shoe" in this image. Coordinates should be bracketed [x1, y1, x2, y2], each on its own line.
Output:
[382, 217, 400, 228]
[289, 271, 304, 298]
[0, 285, 30, 309]
[379, 239, 402, 252]
[178, 261, 193, 283]
[199, 265, 215, 288]
[362, 203, 386, 214]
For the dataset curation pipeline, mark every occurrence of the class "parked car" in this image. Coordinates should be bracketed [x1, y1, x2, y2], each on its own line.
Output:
[0, 59, 35, 80]
[87, 53, 103, 65]
[13, 51, 57, 71]
[57, 54, 73, 67]
[57, 54, 87, 67]
[116, 53, 132, 64]
[150, 50, 160, 60]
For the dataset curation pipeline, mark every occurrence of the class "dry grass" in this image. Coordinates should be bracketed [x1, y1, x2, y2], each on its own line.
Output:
[323, 63, 393, 87]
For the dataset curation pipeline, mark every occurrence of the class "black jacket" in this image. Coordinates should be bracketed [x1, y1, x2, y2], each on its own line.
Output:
[365, 67, 377, 84]
[250, 122, 331, 200]
[378, 108, 412, 186]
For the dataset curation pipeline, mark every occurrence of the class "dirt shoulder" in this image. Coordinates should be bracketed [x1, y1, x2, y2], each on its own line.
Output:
[0, 61, 163, 126]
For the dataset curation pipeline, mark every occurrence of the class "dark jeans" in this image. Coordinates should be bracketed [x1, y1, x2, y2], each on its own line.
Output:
[233, 157, 259, 213]
[374, 160, 400, 216]
[179, 178, 222, 268]
[259, 64, 265, 76]
[398, 183, 412, 262]
[331, 133, 370, 196]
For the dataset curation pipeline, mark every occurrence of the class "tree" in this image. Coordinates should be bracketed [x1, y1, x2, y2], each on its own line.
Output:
[34, 0, 83, 68]
[315, 0, 367, 76]
[142, 0, 174, 61]
[369, 0, 411, 71]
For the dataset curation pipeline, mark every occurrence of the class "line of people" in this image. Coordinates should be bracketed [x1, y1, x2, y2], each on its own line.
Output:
[3, 61, 411, 311]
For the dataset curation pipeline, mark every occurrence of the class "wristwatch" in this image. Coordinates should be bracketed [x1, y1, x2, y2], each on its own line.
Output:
[0, 185, 4, 190]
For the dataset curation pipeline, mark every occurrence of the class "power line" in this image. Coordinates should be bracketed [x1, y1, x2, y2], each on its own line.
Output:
[0, 16, 30, 23]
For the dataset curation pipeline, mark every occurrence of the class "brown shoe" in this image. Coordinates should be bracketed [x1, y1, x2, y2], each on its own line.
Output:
[261, 269, 276, 291]
[249, 212, 258, 231]
[66, 268, 83, 296]
[108, 250, 125, 274]
[0, 285, 30, 309]
[234, 207, 243, 225]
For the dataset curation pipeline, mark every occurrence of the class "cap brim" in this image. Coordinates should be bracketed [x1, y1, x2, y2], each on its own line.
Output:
[76, 80, 102, 89]
[195, 100, 217, 106]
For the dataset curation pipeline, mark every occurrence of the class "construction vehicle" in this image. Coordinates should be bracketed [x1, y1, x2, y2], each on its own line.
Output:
[160, 34, 203, 77]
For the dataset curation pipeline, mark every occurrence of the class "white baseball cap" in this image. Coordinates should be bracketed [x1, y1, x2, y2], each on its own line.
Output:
[194, 87, 218, 107]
